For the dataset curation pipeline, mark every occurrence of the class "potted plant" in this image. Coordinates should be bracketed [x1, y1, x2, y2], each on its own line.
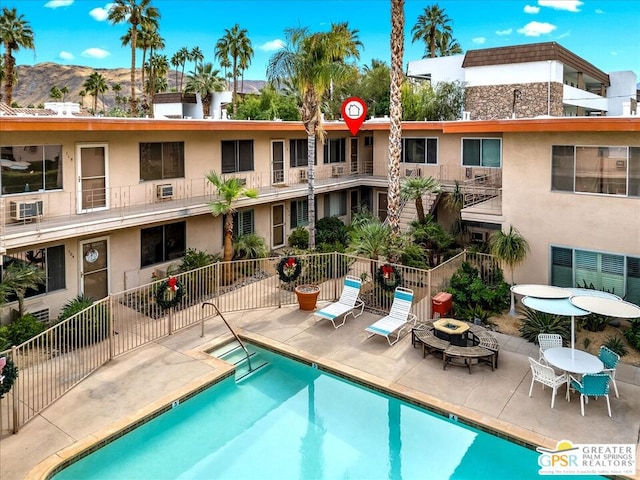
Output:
[294, 284, 320, 311]
[277, 256, 319, 310]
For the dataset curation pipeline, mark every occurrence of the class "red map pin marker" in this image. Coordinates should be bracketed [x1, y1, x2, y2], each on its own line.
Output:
[341, 97, 367, 135]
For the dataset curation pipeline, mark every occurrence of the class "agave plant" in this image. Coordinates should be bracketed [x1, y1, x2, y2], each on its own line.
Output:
[518, 307, 570, 345]
[603, 335, 628, 357]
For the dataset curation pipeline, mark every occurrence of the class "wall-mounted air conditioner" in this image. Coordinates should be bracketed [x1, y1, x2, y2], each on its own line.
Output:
[299, 170, 308, 182]
[10, 200, 44, 220]
[331, 165, 344, 177]
[156, 184, 174, 200]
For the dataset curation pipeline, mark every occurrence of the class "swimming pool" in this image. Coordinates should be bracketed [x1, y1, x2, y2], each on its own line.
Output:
[52, 345, 603, 480]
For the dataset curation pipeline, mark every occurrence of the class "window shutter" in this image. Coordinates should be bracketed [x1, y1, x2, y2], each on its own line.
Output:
[551, 247, 573, 287]
[626, 257, 640, 305]
[575, 250, 599, 288]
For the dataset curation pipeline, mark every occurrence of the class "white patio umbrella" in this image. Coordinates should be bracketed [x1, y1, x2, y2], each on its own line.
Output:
[510, 284, 571, 316]
[570, 295, 640, 319]
[521, 296, 589, 359]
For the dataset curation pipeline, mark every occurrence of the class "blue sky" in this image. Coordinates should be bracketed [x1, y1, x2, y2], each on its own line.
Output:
[9, 0, 640, 80]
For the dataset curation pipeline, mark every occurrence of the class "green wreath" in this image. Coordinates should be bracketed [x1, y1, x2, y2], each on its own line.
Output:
[375, 264, 403, 292]
[155, 277, 185, 310]
[0, 355, 18, 399]
[276, 256, 302, 283]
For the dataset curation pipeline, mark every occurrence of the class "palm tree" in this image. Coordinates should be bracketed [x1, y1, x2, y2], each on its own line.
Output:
[112, 83, 122, 106]
[128, 23, 164, 99]
[78, 89, 86, 108]
[170, 51, 182, 91]
[60, 85, 69, 102]
[175, 46, 190, 92]
[190, 46, 203, 72]
[108, 0, 160, 115]
[0, 7, 35, 106]
[215, 24, 253, 116]
[267, 23, 361, 249]
[387, 0, 405, 237]
[205, 171, 258, 284]
[49, 85, 62, 101]
[489, 225, 530, 315]
[400, 176, 443, 223]
[83, 71, 108, 113]
[146, 52, 168, 109]
[184, 62, 225, 117]
[1, 262, 45, 318]
[437, 33, 462, 56]
[411, 4, 454, 59]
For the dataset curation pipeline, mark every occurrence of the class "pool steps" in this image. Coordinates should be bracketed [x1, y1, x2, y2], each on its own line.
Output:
[212, 341, 270, 381]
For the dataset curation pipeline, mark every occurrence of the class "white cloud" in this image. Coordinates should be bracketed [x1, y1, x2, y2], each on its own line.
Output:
[58, 51, 74, 60]
[517, 21, 557, 36]
[259, 39, 285, 51]
[81, 48, 111, 59]
[610, 51, 618, 56]
[538, 0, 583, 12]
[595, 8, 604, 14]
[496, 28, 513, 35]
[524, 5, 540, 14]
[45, 0, 73, 8]
[89, 4, 114, 21]
[472, 37, 486, 45]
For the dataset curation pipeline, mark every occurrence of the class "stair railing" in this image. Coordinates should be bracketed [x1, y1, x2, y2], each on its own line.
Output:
[201, 302, 253, 372]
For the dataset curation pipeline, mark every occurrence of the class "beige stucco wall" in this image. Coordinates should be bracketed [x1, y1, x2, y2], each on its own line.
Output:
[501, 131, 640, 285]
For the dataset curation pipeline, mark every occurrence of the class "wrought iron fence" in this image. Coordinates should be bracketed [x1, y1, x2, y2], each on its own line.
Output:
[0, 250, 500, 434]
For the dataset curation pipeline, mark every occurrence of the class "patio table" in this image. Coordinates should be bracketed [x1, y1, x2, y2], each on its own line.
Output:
[543, 347, 604, 400]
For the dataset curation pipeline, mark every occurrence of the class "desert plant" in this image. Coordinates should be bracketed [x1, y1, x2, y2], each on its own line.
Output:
[54, 297, 109, 349]
[582, 337, 591, 349]
[623, 320, 640, 351]
[288, 227, 309, 249]
[518, 307, 570, 345]
[581, 313, 612, 332]
[179, 248, 218, 272]
[57, 295, 95, 322]
[603, 336, 628, 357]
[233, 233, 268, 260]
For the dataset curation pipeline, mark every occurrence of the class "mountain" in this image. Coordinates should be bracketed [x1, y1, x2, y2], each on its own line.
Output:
[12, 63, 266, 110]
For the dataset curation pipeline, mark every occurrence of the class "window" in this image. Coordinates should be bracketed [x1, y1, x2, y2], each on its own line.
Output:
[552, 146, 639, 197]
[139, 142, 185, 181]
[232, 210, 255, 237]
[222, 140, 254, 173]
[290, 199, 309, 228]
[324, 191, 347, 217]
[290, 139, 316, 167]
[550, 246, 639, 305]
[0, 245, 65, 298]
[141, 222, 186, 267]
[364, 136, 373, 147]
[0, 144, 63, 194]
[323, 138, 346, 164]
[402, 138, 437, 164]
[462, 138, 501, 167]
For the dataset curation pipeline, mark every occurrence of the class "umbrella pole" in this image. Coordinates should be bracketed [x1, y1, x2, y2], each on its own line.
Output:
[571, 316, 575, 360]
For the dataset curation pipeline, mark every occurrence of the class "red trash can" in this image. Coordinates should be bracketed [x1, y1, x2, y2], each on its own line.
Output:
[432, 292, 453, 318]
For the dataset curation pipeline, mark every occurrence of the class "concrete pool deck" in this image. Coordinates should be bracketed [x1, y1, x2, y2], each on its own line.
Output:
[2, 305, 639, 479]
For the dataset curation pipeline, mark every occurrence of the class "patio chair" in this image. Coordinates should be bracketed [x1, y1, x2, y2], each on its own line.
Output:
[569, 373, 611, 417]
[314, 276, 364, 328]
[528, 357, 567, 409]
[537, 333, 563, 364]
[365, 287, 417, 345]
[598, 345, 620, 398]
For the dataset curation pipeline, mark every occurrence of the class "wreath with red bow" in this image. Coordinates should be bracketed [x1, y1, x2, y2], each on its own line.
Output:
[155, 276, 185, 310]
[0, 355, 18, 399]
[276, 256, 302, 283]
[375, 264, 402, 292]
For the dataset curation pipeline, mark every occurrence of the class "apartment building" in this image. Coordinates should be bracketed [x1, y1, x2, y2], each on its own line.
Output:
[1, 112, 638, 322]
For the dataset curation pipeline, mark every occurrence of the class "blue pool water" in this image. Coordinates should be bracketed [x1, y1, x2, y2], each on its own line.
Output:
[54, 346, 603, 480]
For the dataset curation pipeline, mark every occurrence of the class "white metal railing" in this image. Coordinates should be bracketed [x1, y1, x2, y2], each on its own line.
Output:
[0, 251, 500, 434]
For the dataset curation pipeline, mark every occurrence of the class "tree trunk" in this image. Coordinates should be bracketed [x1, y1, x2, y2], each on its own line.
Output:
[307, 132, 316, 250]
[416, 196, 425, 223]
[223, 213, 234, 284]
[130, 28, 138, 114]
[4, 49, 14, 106]
[387, 0, 405, 237]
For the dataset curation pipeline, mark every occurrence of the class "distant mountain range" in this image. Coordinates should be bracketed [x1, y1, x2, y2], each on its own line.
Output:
[12, 63, 266, 110]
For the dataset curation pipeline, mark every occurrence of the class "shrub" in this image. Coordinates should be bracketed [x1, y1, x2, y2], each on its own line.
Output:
[581, 313, 611, 332]
[55, 296, 109, 349]
[58, 295, 94, 322]
[518, 307, 570, 345]
[603, 336, 628, 357]
[288, 227, 309, 249]
[623, 320, 640, 351]
[447, 262, 510, 316]
[3, 313, 46, 346]
[179, 248, 218, 272]
[233, 234, 268, 260]
[316, 216, 349, 248]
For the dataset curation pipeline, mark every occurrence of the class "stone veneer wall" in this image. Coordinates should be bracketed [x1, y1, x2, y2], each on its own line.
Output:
[465, 82, 564, 120]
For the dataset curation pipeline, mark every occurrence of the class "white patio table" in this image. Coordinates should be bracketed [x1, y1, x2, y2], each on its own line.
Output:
[543, 347, 604, 400]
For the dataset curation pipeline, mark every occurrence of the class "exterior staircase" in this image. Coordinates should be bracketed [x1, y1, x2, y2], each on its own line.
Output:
[398, 192, 441, 232]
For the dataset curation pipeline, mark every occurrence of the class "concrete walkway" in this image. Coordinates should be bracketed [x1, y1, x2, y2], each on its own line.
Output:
[1, 305, 639, 480]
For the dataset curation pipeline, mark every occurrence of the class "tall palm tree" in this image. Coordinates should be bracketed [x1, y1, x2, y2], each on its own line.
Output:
[112, 83, 122, 106]
[49, 85, 62, 101]
[78, 89, 86, 108]
[437, 32, 462, 56]
[267, 23, 361, 249]
[146, 52, 168, 109]
[400, 176, 443, 223]
[108, 0, 160, 115]
[215, 24, 253, 116]
[205, 171, 258, 284]
[129, 24, 164, 99]
[411, 3, 454, 59]
[1, 262, 45, 318]
[489, 225, 530, 315]
[190, 46, 203, 72]
[387, 0, 405, 237]
[184, 62, 225, 117]
[60, 85, 69, 102]
[83, 71, 108, 113]
[0, 7, 35, 106]
[175, 46, 190, 92]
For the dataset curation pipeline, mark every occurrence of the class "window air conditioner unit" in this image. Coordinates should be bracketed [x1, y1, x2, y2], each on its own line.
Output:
[156, 184, 174, 200]
[331, 165, 344, 177]
[299, 169, 308, 182]
[10, 200, 44, 220]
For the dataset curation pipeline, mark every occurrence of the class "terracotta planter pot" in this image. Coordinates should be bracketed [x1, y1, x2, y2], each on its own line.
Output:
[294, 284, 320, 311]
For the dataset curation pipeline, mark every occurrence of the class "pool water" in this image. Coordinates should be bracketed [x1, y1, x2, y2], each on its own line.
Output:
[53, 346, 603, 480]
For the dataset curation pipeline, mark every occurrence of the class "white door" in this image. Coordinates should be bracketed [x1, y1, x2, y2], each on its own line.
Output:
[350, 137, 358, 173]
[77, 143, 108, 213]
[271, 140, 285, 184]
[80, 238, 109, 300]
[272, 204, 285, 248]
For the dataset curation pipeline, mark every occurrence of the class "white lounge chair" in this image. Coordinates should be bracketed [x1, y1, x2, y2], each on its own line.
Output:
[365, 287, 417, 345]
[314, 276, 364, 328]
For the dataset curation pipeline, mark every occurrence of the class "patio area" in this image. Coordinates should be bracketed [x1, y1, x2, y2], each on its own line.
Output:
[2, 303, 639, 480]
